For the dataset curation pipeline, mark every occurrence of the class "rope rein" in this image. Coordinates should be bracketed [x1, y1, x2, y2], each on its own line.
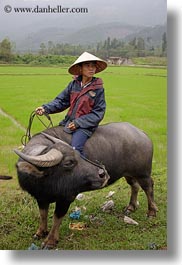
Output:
[21, 111, 54, 146]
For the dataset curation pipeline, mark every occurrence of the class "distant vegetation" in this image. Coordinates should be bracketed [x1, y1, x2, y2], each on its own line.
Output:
[0, 33, 167, 66]
[12, 54, 77, 66]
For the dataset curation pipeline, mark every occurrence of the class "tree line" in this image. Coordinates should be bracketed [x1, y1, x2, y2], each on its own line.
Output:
[0, 33, 167, 65]
[39, 33, 167, 58]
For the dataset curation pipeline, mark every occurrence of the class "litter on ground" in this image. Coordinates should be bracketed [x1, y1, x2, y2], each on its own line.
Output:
[76, 193, 85, 200]
[106, 191, 115, 198]
[101, 200, 114, 212]
[28, 243, 40, 250]
[123, 215, 139, 225]
[69, 222, 87, 230]
[69, 209, 81, 220]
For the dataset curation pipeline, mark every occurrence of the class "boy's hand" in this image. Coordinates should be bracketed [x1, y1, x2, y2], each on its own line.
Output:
[35, 107, 45, 116]
[67, 121, 76, 131]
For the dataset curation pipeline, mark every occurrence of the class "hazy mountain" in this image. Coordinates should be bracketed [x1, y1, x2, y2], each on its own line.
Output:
[8, 23, 167, 52]
[64, 23, 143, 45]
[124, 24, 167, 47]
[0, 0, 167, 51]
[15, 23, 143, 51]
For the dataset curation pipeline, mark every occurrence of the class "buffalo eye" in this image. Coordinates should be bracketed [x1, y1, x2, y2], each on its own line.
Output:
[62, 157, 77, 169]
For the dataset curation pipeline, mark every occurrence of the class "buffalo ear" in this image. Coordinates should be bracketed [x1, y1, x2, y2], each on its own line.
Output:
[62, 156, 77, 170]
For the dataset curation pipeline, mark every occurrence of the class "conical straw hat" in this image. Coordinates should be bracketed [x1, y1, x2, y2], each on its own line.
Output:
[68, 52, 107, 75]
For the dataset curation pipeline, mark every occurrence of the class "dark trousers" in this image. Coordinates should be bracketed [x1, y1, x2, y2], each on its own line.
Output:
[71, 129, 89, 156]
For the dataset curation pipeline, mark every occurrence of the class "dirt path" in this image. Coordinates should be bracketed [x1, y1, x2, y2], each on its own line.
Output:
[0, 107, 26, 132]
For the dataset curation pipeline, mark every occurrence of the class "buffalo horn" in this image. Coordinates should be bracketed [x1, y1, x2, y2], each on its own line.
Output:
[14, 148, 63, 167]
[41, 132, 70, 146]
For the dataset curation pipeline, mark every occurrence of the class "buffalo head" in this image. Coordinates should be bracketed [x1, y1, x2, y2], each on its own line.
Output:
[14, 133, 110, 193]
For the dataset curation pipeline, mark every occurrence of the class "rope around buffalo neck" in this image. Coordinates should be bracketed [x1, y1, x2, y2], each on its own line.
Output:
[80, 154, 106, 171]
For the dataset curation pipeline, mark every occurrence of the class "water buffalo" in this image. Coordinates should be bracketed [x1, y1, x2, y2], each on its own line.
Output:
[15, 122, 157, 249]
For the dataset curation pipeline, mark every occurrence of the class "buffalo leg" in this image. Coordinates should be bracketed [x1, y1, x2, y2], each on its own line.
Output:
[34, 202, 49, 239]
[42, 199, 72, 249]
[124, 176, 140, 214]
[136, 176, 158, 217]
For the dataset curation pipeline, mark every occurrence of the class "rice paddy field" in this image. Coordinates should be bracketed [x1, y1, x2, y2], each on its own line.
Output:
[0, 65, 167, 250]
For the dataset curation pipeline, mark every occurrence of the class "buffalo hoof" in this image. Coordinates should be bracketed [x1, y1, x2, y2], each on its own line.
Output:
[147, 210, 157, 218]
[123, 208, 133, 216]
[123, 204, 138, 216]
[41, 239, 58, 250]
[33, 231, 49, 240]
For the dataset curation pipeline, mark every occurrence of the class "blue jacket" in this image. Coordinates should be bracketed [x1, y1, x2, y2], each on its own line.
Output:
[43, 76, 106, 136]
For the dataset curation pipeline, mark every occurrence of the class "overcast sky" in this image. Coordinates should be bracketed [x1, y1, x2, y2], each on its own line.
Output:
[0, 0, 167, 39]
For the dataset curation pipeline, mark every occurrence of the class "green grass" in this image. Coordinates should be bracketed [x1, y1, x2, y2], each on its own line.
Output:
[0, 65, 167, 250]
[132, 56, 167, 66]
